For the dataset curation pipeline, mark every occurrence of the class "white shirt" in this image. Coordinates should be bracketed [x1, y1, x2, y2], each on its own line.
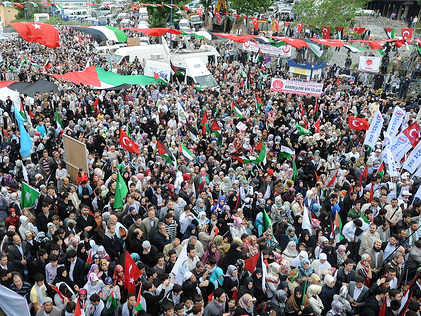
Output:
[353, 286, 362, 301]
[69, 260, 76, 282]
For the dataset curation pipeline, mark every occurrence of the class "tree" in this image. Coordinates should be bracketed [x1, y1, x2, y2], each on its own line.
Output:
[138, 0, 188, 28]
[294, 0, 368, 28]
[230, 0, 272, 17]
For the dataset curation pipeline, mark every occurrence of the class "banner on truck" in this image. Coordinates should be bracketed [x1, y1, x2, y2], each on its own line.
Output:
[270, 78, 324, 97]
[242, 41, 292, 57]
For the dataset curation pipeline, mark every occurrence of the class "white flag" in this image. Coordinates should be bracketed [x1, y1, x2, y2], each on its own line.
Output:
[403, 141, 421, 174]
[0, 285, 30, 316]
[383, 148, 400, 177]
[364, 111, 384, 149]
[302, 206, 313, 234]
[170, 243, 188, 285]
[386, 106, 406, 137]
[414, 184, 421, 201]
[261, 253, 267, 292]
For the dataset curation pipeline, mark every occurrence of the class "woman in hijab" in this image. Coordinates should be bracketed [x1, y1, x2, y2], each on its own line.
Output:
[306, 284, 323, 316]
[53, 282, 76, 310]
[201, 242, 221, 265]
[286, 286, 308, 316]
[223, 265, 239, 299]
[251, 268, 265, 303]
[298, 230, 316, 254]
[18, 215, 38, 240]
[283, 241, 299, 263]
[219, 242, 242, 272]
[182, 223, 198, 240]
[291, 251, 309, 269]
[235, 293, 255, 316]
[77, 242, 88, 262]
[239, 277, 254, 298]
[298, 259, 314, 279]
[83, 272, 104, 298]
[53, 266, 74, 288]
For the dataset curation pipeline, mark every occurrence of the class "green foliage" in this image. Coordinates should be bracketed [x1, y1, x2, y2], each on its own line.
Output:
[230, 0, 273, 16]
[294, 0, 368, 28]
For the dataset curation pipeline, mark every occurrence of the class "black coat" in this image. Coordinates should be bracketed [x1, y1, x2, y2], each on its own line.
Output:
[359, 295, 381, 316]
[7, 243, 30, 274]
[64, 257, 87, 288]
[143, 290, 165, 315]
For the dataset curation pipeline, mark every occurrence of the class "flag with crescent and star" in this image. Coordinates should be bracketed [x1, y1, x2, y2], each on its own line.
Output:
[347, 116, 370, 131]
[119, 129, 140, 154]
[124, 251, 141, 293]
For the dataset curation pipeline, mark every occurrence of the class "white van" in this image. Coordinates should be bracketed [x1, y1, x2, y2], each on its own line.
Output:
[113, 44, 168, 64]
[139, 7, 148, 21]
[174, 57, 218, 89]
[179, 19, 192, 32]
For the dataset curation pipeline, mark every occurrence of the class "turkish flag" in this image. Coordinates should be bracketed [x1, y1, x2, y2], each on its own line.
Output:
[401, 28, 414, 43]
[322, 26, 330, 39]
[124, 251, 141, 293]
[402, 122, 420, 147]
[10, 22, 59, 48]
[296, 23, 303, 33]
[215, 11, 221, 22]
[274, 20, 279, 32]
[119, 129, 140, 154]
[313, 117, 321, 133]
[252, 19, 259, 30]
[348, 116, 369, 131]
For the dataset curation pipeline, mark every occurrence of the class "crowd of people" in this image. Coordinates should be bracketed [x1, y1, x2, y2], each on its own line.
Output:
[0, 23, 420, 316]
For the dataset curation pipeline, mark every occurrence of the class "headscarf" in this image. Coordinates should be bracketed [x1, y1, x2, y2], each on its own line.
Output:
[112, 265, 124, 285]
[291, 251, 309, 268]
[238, 293, 254, 314]
[283, 241, 299, 259]
[298, 259, 314, 277]
[225, 265, 238, 282]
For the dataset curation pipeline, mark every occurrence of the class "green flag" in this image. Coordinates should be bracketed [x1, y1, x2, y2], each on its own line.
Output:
[253, 141, 266, 164]
[113, 171, 128, 209]
[106, 292, 118, 313]
[296, 122, 312, 135]
[292, 159, 298, 181]
[55, 111, 63, 130]
[263, 210, 272, 232]
[20, 182, 40, 209]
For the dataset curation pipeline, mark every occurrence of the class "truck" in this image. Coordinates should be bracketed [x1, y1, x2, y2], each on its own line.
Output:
[171, 56, 219, 90]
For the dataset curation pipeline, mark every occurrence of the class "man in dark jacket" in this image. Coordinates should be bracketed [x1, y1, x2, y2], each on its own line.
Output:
[7, 233, 30, 276]
[76, 204, 96, 236]
[359, 286, 387, 316]
[64, 249, 87, 289]
[150, 222, 171, 252]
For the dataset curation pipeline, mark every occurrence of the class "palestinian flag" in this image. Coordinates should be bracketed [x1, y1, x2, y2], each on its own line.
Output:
[106, 292, 118, 313]
[179, 143, 195, 161]
[10, 22, 59, 48]
[376, 161, 384, 179]
[231, 101, 243, 119]
[53, 66, 166, 89]
[296, 122, 311, 135]
[279, 146, 294, 160]
[157, 141, 174, 164]
[254, 140, 267, 165]
[135, 288, 145, 311]
[336, 26, 344, 40]
[244, 251, 260, 273]
[76, 26, 127, 43]
[384, 28, 395, 39]
[171, 61, 181, 76]
[253, 49, 263, 63]
[210, 120, 222, 145]
[331, 210, 343, 242]
[327, 170, 338, 187]
[55, 110, 64, 136]
[256, 94, 263, 112]
[344, 44, 365, 53]
[0, 80, 58, 99]
[304, 40, 323, 58]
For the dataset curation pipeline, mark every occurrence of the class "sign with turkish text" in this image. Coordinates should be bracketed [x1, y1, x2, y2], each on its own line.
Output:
[358, 56, 381, 73]
[242, 41, 292, 57]
[270, 78, 324, 97]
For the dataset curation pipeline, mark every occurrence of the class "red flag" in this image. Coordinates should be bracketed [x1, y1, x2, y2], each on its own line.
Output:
[215, 11, 221, 22]
[313, 101, 319, 116]
[321, 26, 330, 39]
[74, 299, 82, 316]
[296, 23, 303, 33]
[353, 27, 366, 35]
[120, 129, 140, 154]
[201, 111, 207, 135]
[10, 22, 59, 48]
[86, 250, 93, 266]
[153, 72, 159, 80]
[284, 22, 291, 29]
[124, 251, 141, 293]
[313, 117, 321, 133]
[197, 8, 203, 18]
[299, 103, 304, 116]
[314, 171, 320, 183]
[402, 122, 420, 147]
[369, 184, 374, 202]
[401, 28, 414, 43]
[327, 171, 338, 187]
[14, 2, 24, 8]
[92, 98, 99, 114]
[252, 19, 259, 30]
[210, 120, 220, 131]
[348, 116, 370, 131]
[244, 252, 260, 273]
[362, 165, 368, 179]
[256, 139, 263, 151]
